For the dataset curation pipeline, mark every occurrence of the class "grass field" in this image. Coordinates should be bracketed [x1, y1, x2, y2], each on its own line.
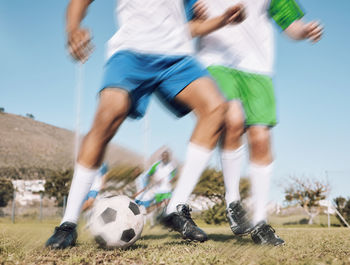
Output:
[1, 219, 350, 265]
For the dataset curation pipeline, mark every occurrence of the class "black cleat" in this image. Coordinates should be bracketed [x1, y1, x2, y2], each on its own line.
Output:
[226, 201, 253, 235]
[250, 221, 285, 246]
[45, 222, 78, 249]
[160, 204, 208, 242]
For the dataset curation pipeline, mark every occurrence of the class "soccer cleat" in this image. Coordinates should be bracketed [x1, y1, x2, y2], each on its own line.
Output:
[160, 204, 208, 242]
[226, 201, 253, 235]
[250, 221, 285, 246]
[45, 222, 78, 249]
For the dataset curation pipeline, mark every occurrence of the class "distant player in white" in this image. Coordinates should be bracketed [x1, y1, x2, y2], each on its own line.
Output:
[135, 151, 177, 212]
[46, 0, 245, 249]
[185, 0, 323, 245]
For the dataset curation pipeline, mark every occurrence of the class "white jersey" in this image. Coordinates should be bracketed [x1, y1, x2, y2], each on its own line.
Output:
[135, 161, 176, 201]
[196, 0, 275, 75]
[106, 0, 194, 59]
[152, 162, 176, 194]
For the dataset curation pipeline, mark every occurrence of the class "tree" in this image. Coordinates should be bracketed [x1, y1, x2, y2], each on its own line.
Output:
[44, 169, 73, 206]
[26, 113, 35, 119]
[284, 176, 330, 225]
[0, 107, 4, 113]
[0, 178, 14, 207]
[334, 196, 350, 226]
[103, 165, 143, 195]
[193, 168, 250, 225]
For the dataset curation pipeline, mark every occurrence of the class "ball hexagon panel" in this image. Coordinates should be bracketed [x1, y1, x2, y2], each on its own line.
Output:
[100, 207, 117, 224]
[128, 201, 140, 215]
[121, 228, 136, 243]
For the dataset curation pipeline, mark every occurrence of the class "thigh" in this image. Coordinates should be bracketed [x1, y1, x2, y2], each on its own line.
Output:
[92, 89, 130, 129]
[100, 50, 156, 119]
[156, 56, 222, 117]
[175, 77, 225, 116]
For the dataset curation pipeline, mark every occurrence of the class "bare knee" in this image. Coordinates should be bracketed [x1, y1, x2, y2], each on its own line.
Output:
[248, 127, 272, 163]
[225, 102, 245, 139]
[197, 101, 228, 124]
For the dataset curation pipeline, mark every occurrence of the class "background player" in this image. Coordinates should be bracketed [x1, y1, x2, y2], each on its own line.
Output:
[185, 0, 323, 246]
[135, 151, 177, 212]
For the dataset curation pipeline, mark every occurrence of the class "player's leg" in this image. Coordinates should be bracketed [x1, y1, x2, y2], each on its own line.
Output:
[221, 102, 245, 205]
[166, 77, 226, 209]
[63, 89, 129, 219]
[46, 89, 130, 249]
[247, 126, 283, 246]
[160, 76, 226, 242]
[207, 66, 252, 235]
[221, 101, 254, 235]
[247, 126, 273, 226]
[240, 72, 283, 245]
[46, 50, 157, 249]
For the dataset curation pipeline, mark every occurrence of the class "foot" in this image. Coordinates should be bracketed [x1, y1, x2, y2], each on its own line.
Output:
[226, 201, 253, 235]
[160, 204, 208, 242]
[250, 221, 284, 246]
[45, 222, 78, 249]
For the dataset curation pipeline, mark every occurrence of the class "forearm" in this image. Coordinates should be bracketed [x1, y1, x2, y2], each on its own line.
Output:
[66, 0, 92, 33]
[284, 19, 306, 40]
[189, 16, 226, 38]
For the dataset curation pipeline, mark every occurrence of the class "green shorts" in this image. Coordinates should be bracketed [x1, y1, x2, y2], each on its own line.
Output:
[154, 192, 172, 203]
[208, 65, 277, 127]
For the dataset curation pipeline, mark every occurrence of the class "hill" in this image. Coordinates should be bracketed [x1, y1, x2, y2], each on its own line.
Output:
[0, 113, 143, 179]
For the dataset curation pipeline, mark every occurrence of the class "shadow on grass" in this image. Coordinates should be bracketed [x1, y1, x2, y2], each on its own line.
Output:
[141, 233, 179, 241]
[88, 242, 149, 251]
[163, 240, 199, 246]
[142, 232, 253, 245]
[283, 218, 309, 225]
[127, 243, 149, 250]
[208, 233, 253, 245]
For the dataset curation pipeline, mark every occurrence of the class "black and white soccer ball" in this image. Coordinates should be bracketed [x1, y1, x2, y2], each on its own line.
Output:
[89, 195, 144, 249]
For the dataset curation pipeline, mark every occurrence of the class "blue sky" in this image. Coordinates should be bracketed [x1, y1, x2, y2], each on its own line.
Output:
[1, 0, 349, 203]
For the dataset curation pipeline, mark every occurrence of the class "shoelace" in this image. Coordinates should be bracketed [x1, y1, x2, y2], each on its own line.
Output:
[55, 225, 74, 233]
[260, 224, 277, 240]
[180, 206, 196, 226]
[228, 205, 245, 222]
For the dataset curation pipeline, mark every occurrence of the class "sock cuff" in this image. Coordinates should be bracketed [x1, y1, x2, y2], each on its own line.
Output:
[248, 161, 274, 174]
[188, 142, 213, 155]
[221, 145, 245, 160]
[75, 163, 100, 175]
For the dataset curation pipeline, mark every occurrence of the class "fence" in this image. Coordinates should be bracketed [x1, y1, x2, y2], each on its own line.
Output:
[0, 190, 67, 223]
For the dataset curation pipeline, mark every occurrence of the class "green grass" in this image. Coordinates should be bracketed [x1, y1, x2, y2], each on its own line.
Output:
[1, 219, 350, 265]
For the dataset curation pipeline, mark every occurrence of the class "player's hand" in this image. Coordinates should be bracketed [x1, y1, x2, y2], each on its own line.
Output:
[67, 28, 94, 63]
[223, 3, 246, 25]
[193, 0, 208, 20]
[302, 21, 323, 43]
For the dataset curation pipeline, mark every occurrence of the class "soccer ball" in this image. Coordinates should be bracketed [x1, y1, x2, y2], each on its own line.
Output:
[89, 195, 144, 249]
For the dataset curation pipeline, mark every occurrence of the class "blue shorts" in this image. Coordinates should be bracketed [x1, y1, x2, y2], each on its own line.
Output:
[85, 190, 98, 201]
[135, 199, 154, 208]
[100, 50, 209, 119]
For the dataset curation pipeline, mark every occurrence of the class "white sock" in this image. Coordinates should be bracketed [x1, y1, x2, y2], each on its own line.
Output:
[90, 170, 103, 192]
[61, 163, 99, 224]
[249, 162, 274, 225]
[166, 142, 213, 214]
[221, 145, 245, 206]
